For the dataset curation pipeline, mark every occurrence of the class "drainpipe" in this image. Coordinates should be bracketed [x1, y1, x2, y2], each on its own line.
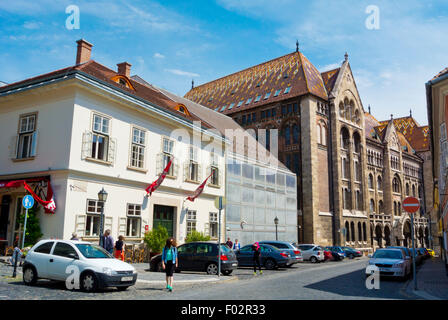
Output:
[328, 98, 337, 246]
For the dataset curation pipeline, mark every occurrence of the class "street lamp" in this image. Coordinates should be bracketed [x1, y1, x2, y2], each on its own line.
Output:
[274, 216, 279, 241]
[98, 187, 108, 248]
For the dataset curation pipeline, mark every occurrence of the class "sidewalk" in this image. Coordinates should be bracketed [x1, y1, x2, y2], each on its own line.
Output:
[407, 258, 448, 300]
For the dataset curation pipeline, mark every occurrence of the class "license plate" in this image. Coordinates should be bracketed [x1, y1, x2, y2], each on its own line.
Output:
[232, 263, 237, 266]
[121, 276, 133, 282]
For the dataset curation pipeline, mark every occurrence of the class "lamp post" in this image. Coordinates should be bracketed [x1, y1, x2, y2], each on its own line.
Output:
[274, 216, 279, 241]
[98, 188, 108, 248]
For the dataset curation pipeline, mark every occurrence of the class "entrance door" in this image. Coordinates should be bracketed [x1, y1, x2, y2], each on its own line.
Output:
[13, 197, 24, 247]
[153, 205, 174, 237]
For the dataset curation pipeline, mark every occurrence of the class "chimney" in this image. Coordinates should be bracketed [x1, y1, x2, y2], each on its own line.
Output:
[76, 39, 93, 65]
[117, 62, 132, 78]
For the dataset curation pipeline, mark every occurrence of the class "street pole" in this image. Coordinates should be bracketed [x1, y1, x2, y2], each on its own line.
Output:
[275, 224, 278, 241]
[411, 213, 417, 290]
[218, 197, 222, 278]
[21, 208, 28, 249]
[99, 202, 104, 248]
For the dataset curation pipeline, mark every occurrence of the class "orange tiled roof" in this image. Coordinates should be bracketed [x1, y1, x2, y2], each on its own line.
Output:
[379, 116, 429, 152]
[184, 51, 328, 114]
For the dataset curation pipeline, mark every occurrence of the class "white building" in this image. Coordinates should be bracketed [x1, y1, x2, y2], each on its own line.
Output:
[0, 40, 226, 247]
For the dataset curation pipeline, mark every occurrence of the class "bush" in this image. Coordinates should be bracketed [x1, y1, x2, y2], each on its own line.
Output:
[185, 230, 211, 243]
[143, 225, 169, 254]
[18, 204, 43, 248]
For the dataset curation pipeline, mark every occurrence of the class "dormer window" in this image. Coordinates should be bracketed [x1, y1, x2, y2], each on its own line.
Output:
[110, 75, 135, 90]
[174, 104, 191, 116]
[274, 89, 281, 97]
[119, 78, 127, 86]
[284, 86, 291, 94]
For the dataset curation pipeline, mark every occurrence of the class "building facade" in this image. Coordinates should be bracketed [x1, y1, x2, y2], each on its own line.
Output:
[185, 49, 430, 251]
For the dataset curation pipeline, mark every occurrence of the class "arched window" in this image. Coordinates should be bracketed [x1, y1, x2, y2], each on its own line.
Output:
[392, 176, 401, 193]
[377, 176, 382, 190]
[350, 221, 355, 242]
[321, 125, 327, 146]
[356, 190, 362, 210]
[345, 221, 350, 242]
[363, 222, 367, 242]
[370, 199, 375, 213]
[378, 200, 384, 213]
[339, 102, 345, 118]
[316, 124, 321, 144]
[353, 132, 361, 153]
[285, 126, 290, 145]
[368, 174, 374, 189]
[340, 127, 350, 149]
[358, 222, 362, 242]
[394, 201, 397, 215]
[292, 124, 299, 144]
[398, 202, 401, 215]
[412, 185, 416, 197]
[406, 183, 410, 196]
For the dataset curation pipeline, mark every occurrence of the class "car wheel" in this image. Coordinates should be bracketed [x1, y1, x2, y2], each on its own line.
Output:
[264, 258, 277, 270]
[80, 271, 98, 292]
[116, 286, 129, 291]
[22, 265, 37, 286]
[348, 254, 354, 259]
[221, 270, 233, 276]
[310, 256, 318, 263]
[206, 263, 218, 275]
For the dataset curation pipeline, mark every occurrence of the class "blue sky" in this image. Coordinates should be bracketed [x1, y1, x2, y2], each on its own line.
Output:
[1, 0, 448, 125]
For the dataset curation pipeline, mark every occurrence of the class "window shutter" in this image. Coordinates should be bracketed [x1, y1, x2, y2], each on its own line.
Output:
[30, 130, 39, 157]
[81, 131, 93, 159]
[104, 216, 113, 232]
[198, 163, 202, 182]
[108, 138, 116, 164]
[206, 166, 211, 182]
[75, 215, 86, 237]
[173, 158, 179, 177]
[218, 168, 223, 187]
[156, 153, 163, 174]
[183, 162, 189, 181]
[204, 222, 210, 236]
[9, 135, 18, 159]
[118, 217, 127, 236]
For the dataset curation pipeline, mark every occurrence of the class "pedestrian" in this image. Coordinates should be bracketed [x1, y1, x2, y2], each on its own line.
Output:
[161, 237, 178, 292]
[233, 239, 241, 251]
[9, 246, 22, 266]
[252, 241, 262, 275]
[226, 237, 233, 249]
[114, 235, 125, 261]
[70, 233, 79, 240]
[101, 229, 114, 254]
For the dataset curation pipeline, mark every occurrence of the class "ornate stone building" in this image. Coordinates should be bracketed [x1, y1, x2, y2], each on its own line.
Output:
[185, 48, 429, 251]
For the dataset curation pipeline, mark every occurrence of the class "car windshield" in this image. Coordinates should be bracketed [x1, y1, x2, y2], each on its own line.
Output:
[75, 244, 112, 259]
[373, 250, 403, 260]
[220, 244, 231, 253]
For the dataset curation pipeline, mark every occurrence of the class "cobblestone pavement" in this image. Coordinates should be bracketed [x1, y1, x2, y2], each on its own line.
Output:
[0, 257, 417, 300]
[405, 257, 448, 300]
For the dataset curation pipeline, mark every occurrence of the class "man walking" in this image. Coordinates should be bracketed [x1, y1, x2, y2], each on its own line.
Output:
[226, 238, 233, 249]
[101, 229, 114, 254]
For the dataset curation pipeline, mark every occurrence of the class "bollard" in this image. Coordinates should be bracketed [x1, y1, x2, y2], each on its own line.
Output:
[12, 250, 18, 278]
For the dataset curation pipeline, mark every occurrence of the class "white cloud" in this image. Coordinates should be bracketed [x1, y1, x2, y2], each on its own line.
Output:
[165, 69, 200, 77]
[319, 63, 340, 73]
[23, 21, 41, 30]
[154, 53, 165, 59]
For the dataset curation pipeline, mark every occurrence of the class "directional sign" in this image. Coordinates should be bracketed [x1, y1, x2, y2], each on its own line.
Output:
[214, 196, 226, 210]
[22, 195, 34, 209]
[403, 197, 420, 214]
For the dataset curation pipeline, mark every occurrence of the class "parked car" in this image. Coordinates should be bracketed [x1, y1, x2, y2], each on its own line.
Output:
[322, 248, 334, 261]
[235, 243, 293, 269]
[22, 240, 137, 292]
[418, 248, 430, 259]
[296, 244, 325, 263]
[324, 246, 345, 261]
[341, 246, 363, 259]
[366, 248, 411, 281]
[150, 241, 238, 275]
[426, 248, 435, 257]
[387, 246, 414, 269]
[259, 241, 303, 265]
[409, 248, 424, 266]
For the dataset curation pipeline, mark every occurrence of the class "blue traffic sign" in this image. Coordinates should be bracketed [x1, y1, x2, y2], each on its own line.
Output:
[22, 195, 34, 209]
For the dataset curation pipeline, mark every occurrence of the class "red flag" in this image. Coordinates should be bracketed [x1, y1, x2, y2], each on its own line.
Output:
[186, 173, 212, 202]
[23, 181, 56, 214]
[145, 158, 173, 196]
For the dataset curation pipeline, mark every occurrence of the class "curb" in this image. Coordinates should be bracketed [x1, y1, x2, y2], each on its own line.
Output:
[411, 290, 443, 300]
[137, 276, 234, 285]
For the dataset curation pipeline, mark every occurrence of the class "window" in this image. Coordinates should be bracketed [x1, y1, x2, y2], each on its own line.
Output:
[242, 115, 247, 125]
[228, 103, 235, 110]
[16, 114, 38, 159]
[186, 210, 197, 236]
[91, 114, 110, 161]
[254, 95, 262, 102]
[393, 177, 401, 193]
[377, 176, 383, 190]
[292, 124, 299, 144]
[266, 109, 271, 118]
[209, 212, 218, 239]
[245, 98, 252, 105]
[162, 137, 175, 176]
[272, 108, 276, 117]
[264, 92, 271, 100]
[274, 89, 281, 97]
[317, 124, 322, 144]
[368, 174, 374, 189]
[237, 101, 244, 108]
[126, 204, 141, 237]
[53, 243, 77, 258]
[261, 110, 266, 119]
[210, 166, 219, 186]
[34, 241, 54, 254]
[252, 113, 256, 122]
[284, 86, 291, 94]
[130, 127, 145, 169]
[370, 199, 375, 213]
[282, 105, 287, 115]
[86, 199, 103, 237]
[285, 126, 291, 145]
[187, 146, 200, 182]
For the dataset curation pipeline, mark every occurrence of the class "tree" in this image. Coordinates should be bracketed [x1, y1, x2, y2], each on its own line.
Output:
[185, 230, 211, 243]
[18, 204, 43, 248]
[143, 225, 168, 254]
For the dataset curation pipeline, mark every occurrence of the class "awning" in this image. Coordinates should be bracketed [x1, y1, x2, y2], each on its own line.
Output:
[0, 177, 56, 214]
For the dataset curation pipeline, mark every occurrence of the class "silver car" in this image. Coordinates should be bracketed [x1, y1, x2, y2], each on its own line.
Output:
[366, 248, 411, 281]
[296, 244, 325, 263]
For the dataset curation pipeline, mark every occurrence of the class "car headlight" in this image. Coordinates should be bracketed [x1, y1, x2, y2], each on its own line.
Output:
[102, 267, 117, 276]
[393, 262, 403, 268]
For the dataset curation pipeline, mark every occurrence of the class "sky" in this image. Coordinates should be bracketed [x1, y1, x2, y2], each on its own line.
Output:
[1, 0, 448, 125]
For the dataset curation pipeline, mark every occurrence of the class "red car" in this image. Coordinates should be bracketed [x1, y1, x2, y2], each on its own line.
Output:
[323, 249, 334, 261]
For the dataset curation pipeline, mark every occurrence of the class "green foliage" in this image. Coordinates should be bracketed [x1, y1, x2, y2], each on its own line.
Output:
[18, 204, 43, 247]
[185, 230, 211, 243]
[143, 225, 169, 253]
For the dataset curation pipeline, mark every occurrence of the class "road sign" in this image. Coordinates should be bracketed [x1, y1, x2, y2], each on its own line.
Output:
[22, 195, 34, 209]
[403, 197, 420, 213]
[214, 196, 226, 210]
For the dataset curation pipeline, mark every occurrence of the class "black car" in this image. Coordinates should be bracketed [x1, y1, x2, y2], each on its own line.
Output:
[324, 246, 345, 261]
[235, 243, 293, 269]
[341, 246, 363, 259]
[149, 242, 238, 275]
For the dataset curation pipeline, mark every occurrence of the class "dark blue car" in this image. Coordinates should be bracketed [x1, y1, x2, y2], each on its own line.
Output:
[235, 244, 293, 269]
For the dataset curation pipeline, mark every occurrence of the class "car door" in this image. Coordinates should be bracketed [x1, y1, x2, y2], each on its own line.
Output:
[195, 243, 214, 271]
[235, 245, 253, 266]
[29, 241, 55, 278]
[298, 245, 312, 260]
[47, 242, 80, 281]
[177, 243, 195, 270]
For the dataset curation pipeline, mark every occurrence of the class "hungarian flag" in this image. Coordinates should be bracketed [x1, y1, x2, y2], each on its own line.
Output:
[145, 158, 173, 196]
[186, 173, 212, 202]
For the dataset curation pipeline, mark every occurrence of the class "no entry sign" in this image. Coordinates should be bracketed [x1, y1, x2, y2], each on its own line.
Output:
[403, 197, 420, 213]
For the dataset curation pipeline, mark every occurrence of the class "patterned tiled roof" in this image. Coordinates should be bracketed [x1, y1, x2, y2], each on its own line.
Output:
[379, 116, 429, 152]
[184, 51, 328, 114]
[432, 67, 448, 80]
[321, 68, 340, 94]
